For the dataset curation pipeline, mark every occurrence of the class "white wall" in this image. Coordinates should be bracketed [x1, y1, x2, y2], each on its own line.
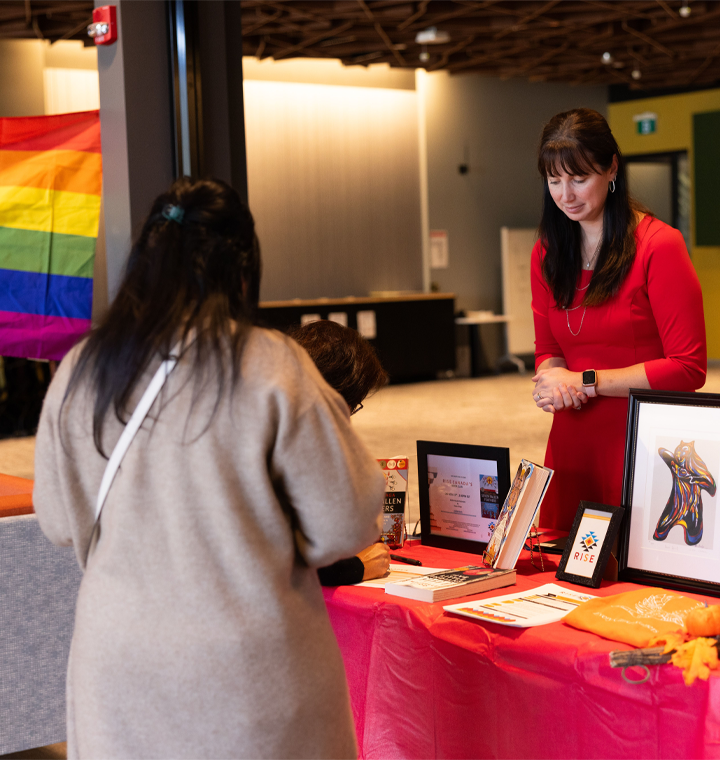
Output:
[243, 59, 607, 308]
[424, 72, 607, 313]
[0, 40, 45, 117]
[0, 40, 98, 118]
[243, 60, 424, 302]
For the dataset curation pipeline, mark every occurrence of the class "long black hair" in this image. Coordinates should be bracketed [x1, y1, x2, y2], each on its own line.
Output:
[537, 108, 648, 309]
[65, 177, 261, 455]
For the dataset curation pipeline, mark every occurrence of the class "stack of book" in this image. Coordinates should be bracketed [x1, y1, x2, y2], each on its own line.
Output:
[385, 566, 516, 603]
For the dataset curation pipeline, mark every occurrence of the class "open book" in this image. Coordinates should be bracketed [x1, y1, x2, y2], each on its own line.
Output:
[483, 460, 553, 570]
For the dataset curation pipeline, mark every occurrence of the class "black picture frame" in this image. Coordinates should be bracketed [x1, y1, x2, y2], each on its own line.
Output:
[556, 501, 624, 588]
[619, 388, 720, 597]
[416, 440, 511, 555]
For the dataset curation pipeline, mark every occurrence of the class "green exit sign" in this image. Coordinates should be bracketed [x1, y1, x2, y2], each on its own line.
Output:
[633, 112, 657, 135]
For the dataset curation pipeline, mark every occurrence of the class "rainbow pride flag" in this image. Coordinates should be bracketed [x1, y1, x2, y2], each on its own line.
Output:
[0, 110, 101, 360]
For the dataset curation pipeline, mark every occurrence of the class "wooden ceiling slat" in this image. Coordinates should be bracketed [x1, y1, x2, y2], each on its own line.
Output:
[397, 0, 431, 30]
[272, 20, 355, 59]
[0, 1, 717, 91]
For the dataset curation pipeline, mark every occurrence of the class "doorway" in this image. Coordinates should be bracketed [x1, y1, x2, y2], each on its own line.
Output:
[625, 151, 690, 252]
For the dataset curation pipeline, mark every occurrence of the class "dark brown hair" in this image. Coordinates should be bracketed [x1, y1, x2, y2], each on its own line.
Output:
[289, 320, 388, 412]
[65, 177, 261, 455]
[538, 108, 648, 309]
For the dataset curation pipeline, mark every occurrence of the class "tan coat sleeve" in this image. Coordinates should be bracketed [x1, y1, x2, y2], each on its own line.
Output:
[269, 343, 385, 569]
[33, 347, 101, 565]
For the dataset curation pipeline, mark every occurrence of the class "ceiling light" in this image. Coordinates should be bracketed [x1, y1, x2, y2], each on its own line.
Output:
[602, 51, 613, 64]
[415, 27, 451, 45]
[419, 49, 430, 62]
[679, 3, 691, 18]
[632, 69, 642, 80]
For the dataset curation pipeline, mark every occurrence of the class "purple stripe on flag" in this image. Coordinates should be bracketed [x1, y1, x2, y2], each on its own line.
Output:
[0, 310, 90, 361]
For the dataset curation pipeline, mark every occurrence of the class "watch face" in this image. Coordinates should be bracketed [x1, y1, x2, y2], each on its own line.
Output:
[582, 370, 596, 386]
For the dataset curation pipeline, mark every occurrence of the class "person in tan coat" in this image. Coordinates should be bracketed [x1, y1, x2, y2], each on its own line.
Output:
[33, 178, 384, 759]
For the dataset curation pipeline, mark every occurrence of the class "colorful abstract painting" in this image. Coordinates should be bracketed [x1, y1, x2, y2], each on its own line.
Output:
[0, 110, 101, 360]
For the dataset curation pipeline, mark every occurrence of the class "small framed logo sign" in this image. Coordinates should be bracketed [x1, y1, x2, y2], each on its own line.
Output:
[556, 502, 624, 588]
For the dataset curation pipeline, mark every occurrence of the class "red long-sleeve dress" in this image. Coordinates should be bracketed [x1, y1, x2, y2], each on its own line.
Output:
[531, 216, 707, 531]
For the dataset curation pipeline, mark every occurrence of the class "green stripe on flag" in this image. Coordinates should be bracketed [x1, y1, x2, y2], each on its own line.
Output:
[0, 225, 95, 278]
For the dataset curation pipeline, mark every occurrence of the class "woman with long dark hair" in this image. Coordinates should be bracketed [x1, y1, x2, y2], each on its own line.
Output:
[531, 108, 706, 531]
[33, 178, 384, 758]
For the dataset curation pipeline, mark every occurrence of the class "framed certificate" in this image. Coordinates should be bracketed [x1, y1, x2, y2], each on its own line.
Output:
[417, 440, 511, 555]
[556, 501, 624, 588]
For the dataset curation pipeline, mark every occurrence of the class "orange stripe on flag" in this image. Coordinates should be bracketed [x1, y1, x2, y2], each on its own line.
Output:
[0, 149, 102, 196]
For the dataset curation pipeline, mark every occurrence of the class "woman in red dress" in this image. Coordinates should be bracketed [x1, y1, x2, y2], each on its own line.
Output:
[530, 108, 706, 531]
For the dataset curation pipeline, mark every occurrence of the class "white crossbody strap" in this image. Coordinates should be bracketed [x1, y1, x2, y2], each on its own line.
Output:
[93, 344, 182, 525]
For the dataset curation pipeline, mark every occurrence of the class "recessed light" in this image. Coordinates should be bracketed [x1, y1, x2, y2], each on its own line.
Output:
[415, 27, 451, 45]
[602, 51, 613, 64]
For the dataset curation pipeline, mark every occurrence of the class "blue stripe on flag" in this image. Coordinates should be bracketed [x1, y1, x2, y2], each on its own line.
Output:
[0, 267, 92, 320]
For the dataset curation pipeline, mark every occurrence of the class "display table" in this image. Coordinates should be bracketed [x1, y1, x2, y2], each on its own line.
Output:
[0, 473, 80, 754]
[0, 472, 34, 517]
[323, 542, 720, 759]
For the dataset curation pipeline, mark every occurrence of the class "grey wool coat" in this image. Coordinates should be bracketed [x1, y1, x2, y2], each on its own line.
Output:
[33, 327, 385, 760]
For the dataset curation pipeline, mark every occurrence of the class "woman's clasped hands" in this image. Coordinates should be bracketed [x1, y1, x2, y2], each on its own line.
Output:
[532, 366, 590, 414]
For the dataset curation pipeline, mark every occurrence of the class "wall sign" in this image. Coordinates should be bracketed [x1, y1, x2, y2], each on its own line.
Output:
[633, 112, 658, 135]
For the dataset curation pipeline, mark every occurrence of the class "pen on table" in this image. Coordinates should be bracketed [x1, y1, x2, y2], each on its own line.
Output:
[390, 554, 422, 566]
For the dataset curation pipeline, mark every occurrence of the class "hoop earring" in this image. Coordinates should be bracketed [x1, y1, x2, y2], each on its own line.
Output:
[609, 179, 616, 194]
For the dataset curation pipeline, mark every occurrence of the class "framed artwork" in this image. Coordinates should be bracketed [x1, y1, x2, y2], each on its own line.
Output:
[417, 440, 511, 555]
[619, 389, 720, 596]
[556, 501, 624, 588]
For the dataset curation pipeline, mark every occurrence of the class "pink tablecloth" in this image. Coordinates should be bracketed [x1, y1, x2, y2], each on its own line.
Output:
[323, 542, 720, 759]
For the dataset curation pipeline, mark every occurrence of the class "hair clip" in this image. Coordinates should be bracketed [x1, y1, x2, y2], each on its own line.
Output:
[162, 204, 185, 224]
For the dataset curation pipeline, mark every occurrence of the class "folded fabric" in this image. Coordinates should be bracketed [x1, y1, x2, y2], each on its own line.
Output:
[563, 587, 705, 647]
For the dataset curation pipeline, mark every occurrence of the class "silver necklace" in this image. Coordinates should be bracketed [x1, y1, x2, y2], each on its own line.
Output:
[566, 236, 602, 335]
[583, 235, 602, 270]
[566, 304, 587, 336]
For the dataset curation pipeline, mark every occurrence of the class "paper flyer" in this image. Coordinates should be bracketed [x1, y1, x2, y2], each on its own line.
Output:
[444, 583, 595, 628]
[355, 564, 443, 588]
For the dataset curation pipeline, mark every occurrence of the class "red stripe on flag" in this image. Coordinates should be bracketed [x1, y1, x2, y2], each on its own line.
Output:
[0, 111, 101, 153]
[0, 310, 91, 361]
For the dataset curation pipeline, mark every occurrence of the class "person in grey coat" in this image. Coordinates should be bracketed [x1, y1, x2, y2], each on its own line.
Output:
[33, 178, 384, 759]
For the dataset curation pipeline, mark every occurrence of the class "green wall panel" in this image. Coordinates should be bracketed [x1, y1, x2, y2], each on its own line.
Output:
[694, 110, 720, 246]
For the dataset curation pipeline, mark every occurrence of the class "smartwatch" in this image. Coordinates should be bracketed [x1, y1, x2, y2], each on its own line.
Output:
[582, 369, 598, 396]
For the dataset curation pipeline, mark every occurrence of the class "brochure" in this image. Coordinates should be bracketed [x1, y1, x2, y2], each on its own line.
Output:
[378, 457, 409, 548]
[444, 583, 595, 627]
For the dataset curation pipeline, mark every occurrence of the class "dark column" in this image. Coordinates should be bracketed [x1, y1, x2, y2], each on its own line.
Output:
[95, 0, 249, 311]
[195, 0, 248, 203]
[95, 0, 175, 307]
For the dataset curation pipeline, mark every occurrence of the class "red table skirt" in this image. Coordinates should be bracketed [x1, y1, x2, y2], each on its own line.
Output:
[324, 541, 720, 759]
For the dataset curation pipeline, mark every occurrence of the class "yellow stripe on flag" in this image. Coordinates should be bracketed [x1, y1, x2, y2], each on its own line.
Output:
[0, 185, 101, 238]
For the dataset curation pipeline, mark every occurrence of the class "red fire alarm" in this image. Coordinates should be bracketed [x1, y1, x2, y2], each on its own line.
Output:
[87, 5, 117, 45]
